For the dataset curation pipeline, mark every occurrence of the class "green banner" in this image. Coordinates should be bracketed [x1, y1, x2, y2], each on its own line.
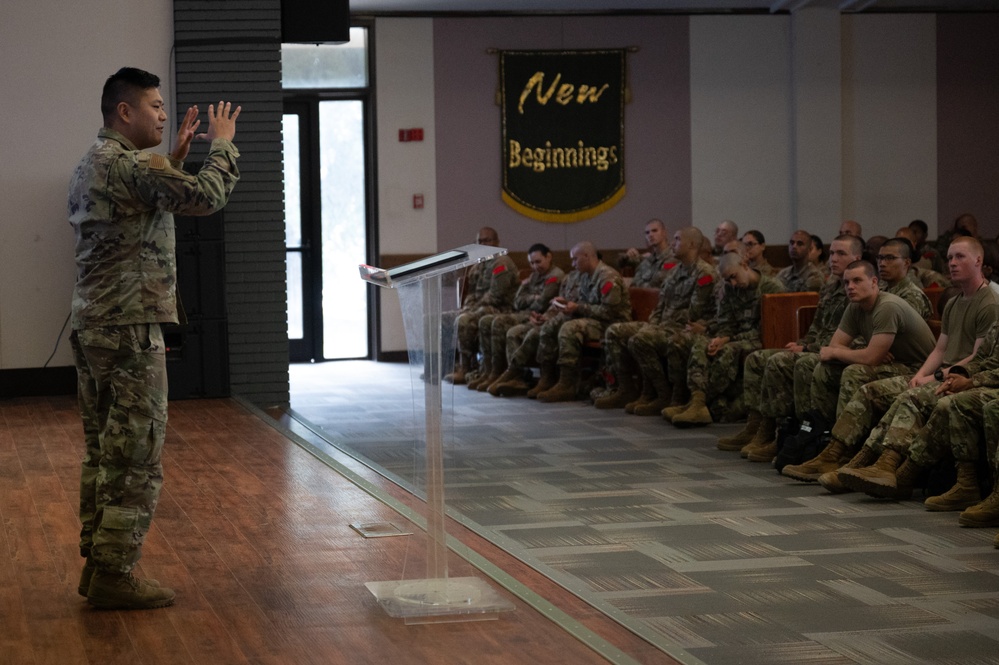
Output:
[500, 49, 626, 223]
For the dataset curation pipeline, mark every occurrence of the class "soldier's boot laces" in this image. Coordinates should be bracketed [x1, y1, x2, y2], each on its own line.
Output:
[781, 438, 849, 482]
[671, 390, 713, 427]
[959, 485, 999, 527]
[537, 365, 580, 403]
[87, 570, 175, 610]
[924, 463, 982, 512]
[717, 410, 762, 451]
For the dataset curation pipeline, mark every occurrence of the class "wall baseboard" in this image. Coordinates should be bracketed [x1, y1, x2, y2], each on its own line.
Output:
[1, 366, 76, 399]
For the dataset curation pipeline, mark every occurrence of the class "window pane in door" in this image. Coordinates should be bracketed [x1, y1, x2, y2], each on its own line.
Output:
[319, 100, 367, 359]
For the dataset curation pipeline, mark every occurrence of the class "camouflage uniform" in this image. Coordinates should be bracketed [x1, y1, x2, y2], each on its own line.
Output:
[982, 398, 999, 473]
[831, 285, 999, 453]
[607, 259, 717, 388]
[750, 275, 848, 420]
[478, 266, 563, 369]
[682, 272, 785, 402]
[877, 320, 999, 465]
[749, 257, 777, 277]
[69, 127, 240, 572]
[776, 261, 826, 293]
[809, 292, 936, 423]
[886, 277, 933, 321]
[537, 262, 630, 368]
[454, 254, 519, 360]
[627, 245, 674, 289]
[910, 266, 950, 290]
[505, 270, 583, 368]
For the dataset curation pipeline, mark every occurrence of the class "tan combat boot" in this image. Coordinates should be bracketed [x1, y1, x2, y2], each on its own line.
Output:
[489, 365, 530, 397]
[838, 450, 915, 498]
[717, 410, 762, 451]
[537, 365, 581, 403]
[924, 463, 982, 512]
[781, 438, 850, 482]
[527, 362, 558, 399]
[672, 390, 713, 427]
[467, 353, 493, 390]
[594, 370, 641, 409]
[87, 570, 175, 610]
[816, 445, 878, 493]
[624, 377, 654, 414]
[958, 485, 999, 527]
[740, 417, 777, 459]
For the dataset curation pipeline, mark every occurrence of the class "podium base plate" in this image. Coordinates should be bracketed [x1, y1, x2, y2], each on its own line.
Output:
[365, 577, 515, 623]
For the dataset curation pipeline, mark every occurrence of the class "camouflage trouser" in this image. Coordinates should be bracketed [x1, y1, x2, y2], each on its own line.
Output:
[628, 324, 682, 386]
[791, 353, 821, 420]
[455, 306, 502, 359]
[665, 330, 700, 390]
[743, 349, 779, 413]
[863, 383, 941, 456]
[829, 374, 915, 451]
[686, 337, 758, 401]
[603, 321, 647, 378]
[538, 317, 605, 367]
[71, 324, 167, 574]
[906, 387, 999, 467]
[983, 398, 999, 473]
[479, 312, 528, 366]
[810, 361, 914, 423]
[508, 314, 571, 368]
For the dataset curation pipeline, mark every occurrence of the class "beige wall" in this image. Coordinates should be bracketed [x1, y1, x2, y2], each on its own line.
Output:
[0, 1, 174, 369]
[375, 17, 438, 353]
[842, 14, 937, 238]
[690, 16, 794, 246]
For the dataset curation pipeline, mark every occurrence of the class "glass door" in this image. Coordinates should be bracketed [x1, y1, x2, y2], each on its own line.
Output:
[283, 99, 371, 361]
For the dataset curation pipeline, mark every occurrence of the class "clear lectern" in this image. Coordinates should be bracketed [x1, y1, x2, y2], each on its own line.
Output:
[358, 244, 516, 623]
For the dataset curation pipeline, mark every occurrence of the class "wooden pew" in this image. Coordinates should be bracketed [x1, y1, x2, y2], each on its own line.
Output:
[761, 292, 820, 349]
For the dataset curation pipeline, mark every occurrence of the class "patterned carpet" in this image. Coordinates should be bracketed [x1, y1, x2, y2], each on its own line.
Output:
[287, 361, 999, 665]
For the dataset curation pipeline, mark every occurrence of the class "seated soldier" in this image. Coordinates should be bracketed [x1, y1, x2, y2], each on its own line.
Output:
[468, 243, 563, 391]
[839, 219, 863, 238]
[488, 268, 583, 397]
[533, 242, 631, 403]
[957, 396, 999, 537]
[774, 260, 935, 475]
[668, 252, 785, 427]
[810, 234, 830, 278]
[712, 219, 739, 257]
[720, 234, 864, 458]
[446, 226, 518, 384]
[783, 236, 998, 486]
[596, 227, 717, 411]
[777, 230, 826, 293]
[617, 218, 674, 289]
[743, 230, 776, 276]
[835, 354, 999, 507]
[877, 238, 933, 320]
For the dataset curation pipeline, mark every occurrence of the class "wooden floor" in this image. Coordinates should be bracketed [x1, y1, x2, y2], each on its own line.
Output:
[0, 395, 678, 665]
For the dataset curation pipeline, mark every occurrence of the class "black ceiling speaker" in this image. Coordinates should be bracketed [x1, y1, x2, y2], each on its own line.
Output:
[282, 0, 350, 44]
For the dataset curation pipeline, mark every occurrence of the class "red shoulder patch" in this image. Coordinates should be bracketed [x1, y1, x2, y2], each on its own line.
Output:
[697, 274, 714, 286]
[923, 251, 934, 259]
[601, 280, 614, 296]
[662, 262, 677, 271]
[545, 276, 558, 285]
[492, 264, 507, 275]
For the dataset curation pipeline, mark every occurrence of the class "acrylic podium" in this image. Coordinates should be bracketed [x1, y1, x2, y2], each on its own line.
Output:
[358, 244, 516, 623]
